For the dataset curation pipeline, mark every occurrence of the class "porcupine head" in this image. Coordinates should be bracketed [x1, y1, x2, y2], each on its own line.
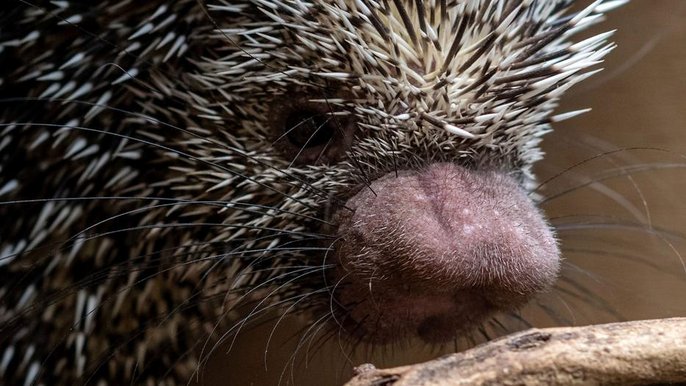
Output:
[0, 0, 624, 383]
[218, 0, 620, 343]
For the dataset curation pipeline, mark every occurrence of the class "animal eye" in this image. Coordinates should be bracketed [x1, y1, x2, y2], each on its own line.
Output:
[284, 109, 336, 148]
[270, 96, 355, 165]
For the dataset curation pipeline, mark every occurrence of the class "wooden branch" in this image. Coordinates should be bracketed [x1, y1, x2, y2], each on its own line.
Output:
[344, 318, 686, 386]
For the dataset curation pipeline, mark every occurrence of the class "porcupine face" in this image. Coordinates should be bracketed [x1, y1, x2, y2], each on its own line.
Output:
[200, 0, 619, 343]
[0, 0, 623, 384]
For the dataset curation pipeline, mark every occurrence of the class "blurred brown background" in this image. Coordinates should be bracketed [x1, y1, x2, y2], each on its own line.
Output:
[204, 2, 686, 384]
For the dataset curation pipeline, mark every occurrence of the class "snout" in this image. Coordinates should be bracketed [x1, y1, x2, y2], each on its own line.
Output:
[331, 163, 560, 343]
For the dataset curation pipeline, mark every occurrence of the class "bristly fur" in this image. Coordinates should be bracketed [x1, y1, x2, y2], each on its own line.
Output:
[0, 0, 625, 384]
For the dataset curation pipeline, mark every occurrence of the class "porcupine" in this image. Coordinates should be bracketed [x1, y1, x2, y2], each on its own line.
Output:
[0, 0, 635, 385]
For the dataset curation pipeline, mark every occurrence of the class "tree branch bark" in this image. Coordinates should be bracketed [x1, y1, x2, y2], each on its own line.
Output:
[344, 318, 686, 386]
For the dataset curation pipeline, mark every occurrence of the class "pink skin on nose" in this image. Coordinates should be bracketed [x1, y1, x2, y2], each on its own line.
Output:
[332, 163, 560, 343]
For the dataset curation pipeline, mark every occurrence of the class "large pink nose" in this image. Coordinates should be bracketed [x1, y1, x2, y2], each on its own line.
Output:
[331, 163, 560, 343]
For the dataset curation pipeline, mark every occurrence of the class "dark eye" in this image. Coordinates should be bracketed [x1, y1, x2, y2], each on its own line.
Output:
[270, 94, 355, 165]
[284, 109, 336, 148]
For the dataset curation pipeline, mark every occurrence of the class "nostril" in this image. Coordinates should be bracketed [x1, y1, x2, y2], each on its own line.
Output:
[418, 315, 454, 342]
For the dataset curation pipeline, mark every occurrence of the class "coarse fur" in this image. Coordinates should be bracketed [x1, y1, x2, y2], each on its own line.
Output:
[0, 0, 634, 385]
